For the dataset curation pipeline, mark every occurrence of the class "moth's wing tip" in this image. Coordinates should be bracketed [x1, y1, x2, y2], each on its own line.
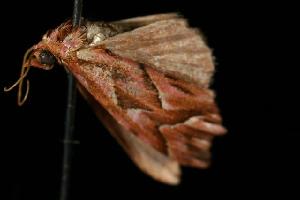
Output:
[157, 161, 181, 185]
[125, 132, 182, 185]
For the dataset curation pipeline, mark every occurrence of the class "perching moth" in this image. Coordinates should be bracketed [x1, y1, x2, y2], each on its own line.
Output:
[5, 13, 226, 185]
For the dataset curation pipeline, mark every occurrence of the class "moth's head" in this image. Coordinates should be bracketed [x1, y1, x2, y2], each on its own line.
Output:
[25, 45, 57, 70]
[24, 19, 86, 70]
[4, 20, 86, 106]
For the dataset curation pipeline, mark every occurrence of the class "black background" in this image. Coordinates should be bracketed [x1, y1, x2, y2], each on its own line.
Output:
[5, 0, 298, 199]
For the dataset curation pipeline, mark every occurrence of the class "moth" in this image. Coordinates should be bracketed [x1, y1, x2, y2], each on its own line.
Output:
[5, 13, 226, 185]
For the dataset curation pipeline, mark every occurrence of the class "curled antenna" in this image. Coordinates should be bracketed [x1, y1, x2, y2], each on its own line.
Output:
[4, 47, 33, 106]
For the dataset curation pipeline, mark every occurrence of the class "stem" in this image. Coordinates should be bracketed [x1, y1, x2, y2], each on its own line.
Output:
[59, 1, 82, 200]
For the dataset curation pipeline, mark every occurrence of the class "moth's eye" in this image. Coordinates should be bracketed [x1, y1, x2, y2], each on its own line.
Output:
[39, 50, 56, 65]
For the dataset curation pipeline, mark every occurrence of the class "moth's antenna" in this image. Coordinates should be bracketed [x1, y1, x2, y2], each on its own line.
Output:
[4, 47, 33, 106]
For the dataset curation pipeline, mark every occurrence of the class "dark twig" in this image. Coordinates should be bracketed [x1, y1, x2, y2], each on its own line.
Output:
[59, 1, 82, 200]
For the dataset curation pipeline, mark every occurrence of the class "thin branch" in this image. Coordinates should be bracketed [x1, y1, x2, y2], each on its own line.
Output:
[59, 1, 82, 200]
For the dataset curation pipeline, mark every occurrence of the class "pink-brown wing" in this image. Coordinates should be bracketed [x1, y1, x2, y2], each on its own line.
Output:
[71, 46, 225, 184]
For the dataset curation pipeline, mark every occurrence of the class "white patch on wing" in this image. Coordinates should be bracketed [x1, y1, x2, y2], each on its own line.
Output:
[90, 33, 106, 46]
[86, 21, 123, 47]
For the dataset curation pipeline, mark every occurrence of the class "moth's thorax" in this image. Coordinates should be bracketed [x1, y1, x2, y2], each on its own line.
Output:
[38, 21, 123, 60]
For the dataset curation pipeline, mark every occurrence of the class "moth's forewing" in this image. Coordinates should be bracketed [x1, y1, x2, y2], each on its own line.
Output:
[65, 14, 226, 184]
